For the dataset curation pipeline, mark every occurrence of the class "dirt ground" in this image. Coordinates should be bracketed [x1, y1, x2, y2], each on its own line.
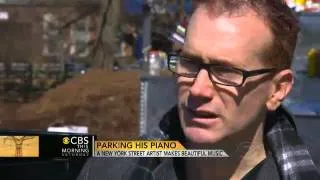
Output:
[0, 69, 141, 139]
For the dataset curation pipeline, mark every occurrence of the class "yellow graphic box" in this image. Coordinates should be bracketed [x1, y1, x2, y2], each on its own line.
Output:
[95, 141, 186, 151]
[0, 136, 39, 157]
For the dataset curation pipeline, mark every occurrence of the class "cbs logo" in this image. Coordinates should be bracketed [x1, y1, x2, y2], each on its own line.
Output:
[63, 137, 70, 144]
[63, 137, 89, 145]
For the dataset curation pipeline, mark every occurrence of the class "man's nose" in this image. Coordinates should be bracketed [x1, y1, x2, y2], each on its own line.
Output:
[189, 69, 215, 100]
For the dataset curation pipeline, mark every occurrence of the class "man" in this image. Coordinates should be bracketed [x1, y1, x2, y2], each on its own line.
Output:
[78, 0, 320, 179]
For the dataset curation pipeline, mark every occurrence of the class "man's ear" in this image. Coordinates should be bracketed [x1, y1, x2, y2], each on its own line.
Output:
[266, 69, 294, 111]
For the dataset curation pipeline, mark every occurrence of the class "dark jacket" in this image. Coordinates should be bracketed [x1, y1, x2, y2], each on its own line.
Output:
[77, 106, 320, 180]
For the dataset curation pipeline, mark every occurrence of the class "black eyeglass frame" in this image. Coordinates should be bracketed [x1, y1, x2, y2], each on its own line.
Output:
[167, 54, 278, 87]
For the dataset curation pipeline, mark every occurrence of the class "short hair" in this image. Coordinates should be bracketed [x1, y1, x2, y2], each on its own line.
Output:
[193, 0, 300, 69]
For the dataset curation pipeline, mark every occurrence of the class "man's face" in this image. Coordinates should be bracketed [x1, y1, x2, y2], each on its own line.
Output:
[178, 7, 276, 144]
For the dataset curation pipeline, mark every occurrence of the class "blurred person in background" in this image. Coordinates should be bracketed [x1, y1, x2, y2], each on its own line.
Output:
[78, 0, 320, 179]
[120, 23, 137, 57]
[134, 28, 144, 67]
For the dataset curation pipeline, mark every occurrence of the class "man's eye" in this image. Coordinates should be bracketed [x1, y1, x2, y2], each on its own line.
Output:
[211, 66, 230, 73]
[211, 67, 241, 78]
[180, 58, 196, 66]
[214, 70, 233, 77]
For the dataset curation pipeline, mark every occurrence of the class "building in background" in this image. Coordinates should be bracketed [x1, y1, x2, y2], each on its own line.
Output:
[0, 4, 100, 65]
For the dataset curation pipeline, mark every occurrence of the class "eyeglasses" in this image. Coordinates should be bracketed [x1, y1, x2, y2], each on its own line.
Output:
[168, 54, 277, 87]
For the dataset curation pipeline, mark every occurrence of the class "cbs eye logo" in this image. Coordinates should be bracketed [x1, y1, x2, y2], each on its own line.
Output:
[63, 137, 70, 145]
[62, 136, 89, 145]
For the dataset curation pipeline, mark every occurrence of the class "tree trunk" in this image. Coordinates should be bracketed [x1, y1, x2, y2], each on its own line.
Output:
[91, 0, 122, 69]
[177, 0, 185, 21]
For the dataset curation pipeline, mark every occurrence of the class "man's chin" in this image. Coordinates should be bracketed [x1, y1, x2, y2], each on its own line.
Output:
[183, 127, 224, 145]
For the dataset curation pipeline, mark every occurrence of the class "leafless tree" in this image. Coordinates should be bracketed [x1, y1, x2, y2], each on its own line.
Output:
[90, 0, 122, 69]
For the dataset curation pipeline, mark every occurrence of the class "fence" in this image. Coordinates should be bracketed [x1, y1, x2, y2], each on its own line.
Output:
[139, 75, 177, 136]
[0, 62, 87, 101]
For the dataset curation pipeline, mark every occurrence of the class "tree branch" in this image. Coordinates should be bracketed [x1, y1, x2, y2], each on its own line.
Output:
[90, 0, 112, 59]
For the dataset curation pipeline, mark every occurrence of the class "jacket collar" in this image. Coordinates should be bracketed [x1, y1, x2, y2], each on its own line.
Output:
[149, 105, 320, 179]
[156, 105, 298, 143]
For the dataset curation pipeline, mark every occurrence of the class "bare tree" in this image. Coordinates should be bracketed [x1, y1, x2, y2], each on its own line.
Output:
[90, 0, 122, 69]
